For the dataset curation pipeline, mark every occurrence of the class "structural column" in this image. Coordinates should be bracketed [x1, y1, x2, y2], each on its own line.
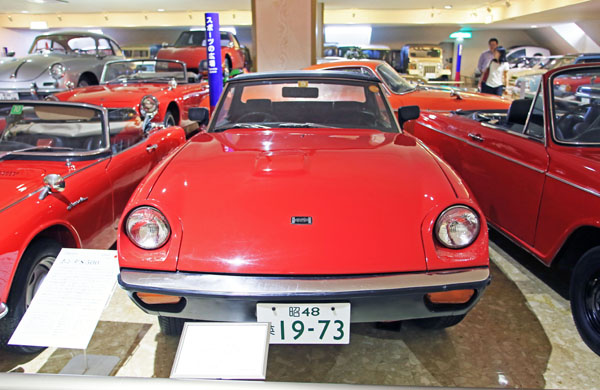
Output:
[251, 0, 317, 72]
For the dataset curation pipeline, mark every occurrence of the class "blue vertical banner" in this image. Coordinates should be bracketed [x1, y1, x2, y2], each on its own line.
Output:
[455, 43, 463, 82]
[205, 13, 223, 110]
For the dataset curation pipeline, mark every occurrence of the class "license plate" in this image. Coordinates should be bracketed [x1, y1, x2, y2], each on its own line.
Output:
[0, 91, 19, 100]
[425, 73, 436, 79]
[257, 303, 350, 344]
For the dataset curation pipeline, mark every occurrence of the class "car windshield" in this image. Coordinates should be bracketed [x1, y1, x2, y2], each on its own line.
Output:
[210, 78, 399, 133]
[0, 102, 108, 157]
[552, 68, 600, 145]
[29, 35, 100, 55]
[376, 63, 415, 94]
[409, 47, 441, 58]
[542, 57, 576, 70]
[101, 60, 187, 84]
[173, 31, 232, 47]
[338, 46, 367, 59]
[361, 49, 389, 60]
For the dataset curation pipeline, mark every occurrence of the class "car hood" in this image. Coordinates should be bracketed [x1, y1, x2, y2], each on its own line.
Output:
[55, 84, 169, 107]
[0, 53, 70, 81]
[148, 129, 458, 275]
[157, 47, 206, 65]
[0, 159, 84, 212]
[395, 88, 511, 111]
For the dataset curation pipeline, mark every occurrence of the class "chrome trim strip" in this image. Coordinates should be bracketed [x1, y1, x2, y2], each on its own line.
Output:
[120, 267, 490, 297]
[0, 302, 7, 320]
[0, 156, 108, 214]
[416, 121, 546, 174]
[546, 173, 600, 198]
[100, 58, 188, 84]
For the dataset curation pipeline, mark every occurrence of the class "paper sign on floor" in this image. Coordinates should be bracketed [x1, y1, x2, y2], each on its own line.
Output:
[9, 249, 119, 350]
[171, 322, 270, 380]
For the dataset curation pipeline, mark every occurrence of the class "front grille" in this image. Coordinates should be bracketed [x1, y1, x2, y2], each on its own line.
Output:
[424, 66, 437, 74]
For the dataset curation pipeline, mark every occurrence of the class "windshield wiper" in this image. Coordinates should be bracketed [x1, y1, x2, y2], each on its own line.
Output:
[212, 123, 272, 132]
[275, 122, 332, 128]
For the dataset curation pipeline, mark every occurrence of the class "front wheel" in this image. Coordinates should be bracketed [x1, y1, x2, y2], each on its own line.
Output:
[158, 316, 185, 336]
[0, 238, 61, 353]
[163, 110, 176, 127]
[570, 247, 600, 355]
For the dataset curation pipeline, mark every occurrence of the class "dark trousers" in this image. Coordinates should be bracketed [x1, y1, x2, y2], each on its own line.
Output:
[481, 84, 504, 96]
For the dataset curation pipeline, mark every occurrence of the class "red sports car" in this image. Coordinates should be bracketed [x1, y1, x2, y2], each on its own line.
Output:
[0, 101, 186, 353]
[406, 63, 600, 355]
[156, 30, 246, 76]
[306, 60, 511, 112]
[54, 59, 210, 136]
[117, 71, 490, 343]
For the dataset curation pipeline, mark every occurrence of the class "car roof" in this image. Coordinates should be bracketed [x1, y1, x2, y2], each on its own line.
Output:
[36, 30, 117, 42]
[308, 59, 386, 69]
[228, 70, 381, 83]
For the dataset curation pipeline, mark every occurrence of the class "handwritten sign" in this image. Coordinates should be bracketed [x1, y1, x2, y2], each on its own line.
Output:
[205, 12, 223, 109]
[9, 249, 119, 350]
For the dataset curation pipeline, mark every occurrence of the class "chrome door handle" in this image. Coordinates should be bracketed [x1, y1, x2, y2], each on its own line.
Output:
[468, 133, 484, 142]
[146, 144, 158, 152]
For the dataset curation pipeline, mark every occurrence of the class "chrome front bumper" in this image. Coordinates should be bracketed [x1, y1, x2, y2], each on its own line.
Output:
[0, 302, 8, 320]
[119, 267, 490, 322]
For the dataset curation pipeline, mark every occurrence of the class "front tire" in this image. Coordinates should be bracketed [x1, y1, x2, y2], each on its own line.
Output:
[413, 314, 466, 329]
[163, 110, 176, 127]
[0, 238, 61, 353]
[77, 74, 96, 87]
[158, 316, 185, 336]
[570, 247, 600, 355]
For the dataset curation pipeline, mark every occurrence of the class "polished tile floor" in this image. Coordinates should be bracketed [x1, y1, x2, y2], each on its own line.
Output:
[1, 236, 599, 389]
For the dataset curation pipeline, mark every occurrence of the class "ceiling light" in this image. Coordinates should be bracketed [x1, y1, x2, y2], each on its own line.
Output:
[531, 25, 538, 28]
[30, 21, 48, 30]
[505, 0, 511, 7]
[444, 5, 452, 9]
[157, 9, 165, 12]
[22, 11, 29, 13]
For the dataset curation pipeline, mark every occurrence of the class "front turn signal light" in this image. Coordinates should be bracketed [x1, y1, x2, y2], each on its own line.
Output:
[426, 289, 475, 304]
[136, 292, 182, 305]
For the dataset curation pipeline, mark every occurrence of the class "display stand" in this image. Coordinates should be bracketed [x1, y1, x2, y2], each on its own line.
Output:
[9, 249, 120, 375]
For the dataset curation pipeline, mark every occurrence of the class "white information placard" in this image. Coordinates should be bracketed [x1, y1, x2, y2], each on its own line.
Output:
[9, 249, 119, 350]
[170, 322, 270, 380]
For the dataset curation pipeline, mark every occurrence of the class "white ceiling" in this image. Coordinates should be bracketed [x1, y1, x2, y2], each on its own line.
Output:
[3, 0, 517, 14]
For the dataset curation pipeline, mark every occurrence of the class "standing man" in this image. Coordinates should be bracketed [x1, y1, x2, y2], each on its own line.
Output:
[476, 38, 498, 76]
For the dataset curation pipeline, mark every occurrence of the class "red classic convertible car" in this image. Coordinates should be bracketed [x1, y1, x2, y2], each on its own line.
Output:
[306, 60, 511, 112]
[54, 59, 210, 135]
[156, 30, 246, 76]
[0, 101, 186, 353]
[406, 63, 600, 355]
[117, 71, 490, 343]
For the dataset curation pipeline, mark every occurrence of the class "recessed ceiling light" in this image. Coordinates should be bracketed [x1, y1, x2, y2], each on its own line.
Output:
[531, 25, 538, 28]
[444, 5, 452, 9]
[157, 8, 165, 12]
[22, 11, 29, 13]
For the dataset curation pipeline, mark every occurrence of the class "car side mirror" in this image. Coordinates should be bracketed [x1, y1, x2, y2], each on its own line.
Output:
[189, 107, 209, 126]
[398, 105, 420, 128]
[39, 174, 65, 200]
[7, 51, 15, 57]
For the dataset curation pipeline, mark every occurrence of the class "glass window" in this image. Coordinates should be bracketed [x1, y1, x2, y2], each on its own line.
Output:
[67, 37, 97, 55]
[524, 89, 545, 139]
[110, 40, 123, 57]
[552, 68, 600, 144]
[29, 38, 66, 54]
[376, 63, 415, 94]
[97, 38, 113, 56]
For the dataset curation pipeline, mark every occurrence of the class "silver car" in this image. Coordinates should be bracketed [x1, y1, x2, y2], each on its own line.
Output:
[0, 31, 124, 100]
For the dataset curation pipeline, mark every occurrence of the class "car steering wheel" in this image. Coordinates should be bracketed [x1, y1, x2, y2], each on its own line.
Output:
[237, 112, 279, 123]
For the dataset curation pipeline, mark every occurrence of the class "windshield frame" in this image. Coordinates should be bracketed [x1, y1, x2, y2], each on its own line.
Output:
[0, 101, 111, 159]
[28, 34, 101, 56]
[100, 59, 188, 84]
[207, 77, 401, 134]
[549, 65, 600, 147]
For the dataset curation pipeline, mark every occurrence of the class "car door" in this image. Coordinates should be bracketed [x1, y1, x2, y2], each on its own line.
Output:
[455, 90, 549, 245]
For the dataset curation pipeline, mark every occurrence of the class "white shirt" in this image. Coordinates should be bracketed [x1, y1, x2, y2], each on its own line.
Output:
[485, 61, 509, 88]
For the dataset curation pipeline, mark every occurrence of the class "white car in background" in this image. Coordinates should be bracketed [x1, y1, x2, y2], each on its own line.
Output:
[506, 46, 551, 67]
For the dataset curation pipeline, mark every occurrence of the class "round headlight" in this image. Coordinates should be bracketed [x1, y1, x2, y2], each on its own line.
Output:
[49, 63, 65, 80]
[140, 95, 159, 116]
[435, 206, 480, 249]
[125, 206, 171, 250]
